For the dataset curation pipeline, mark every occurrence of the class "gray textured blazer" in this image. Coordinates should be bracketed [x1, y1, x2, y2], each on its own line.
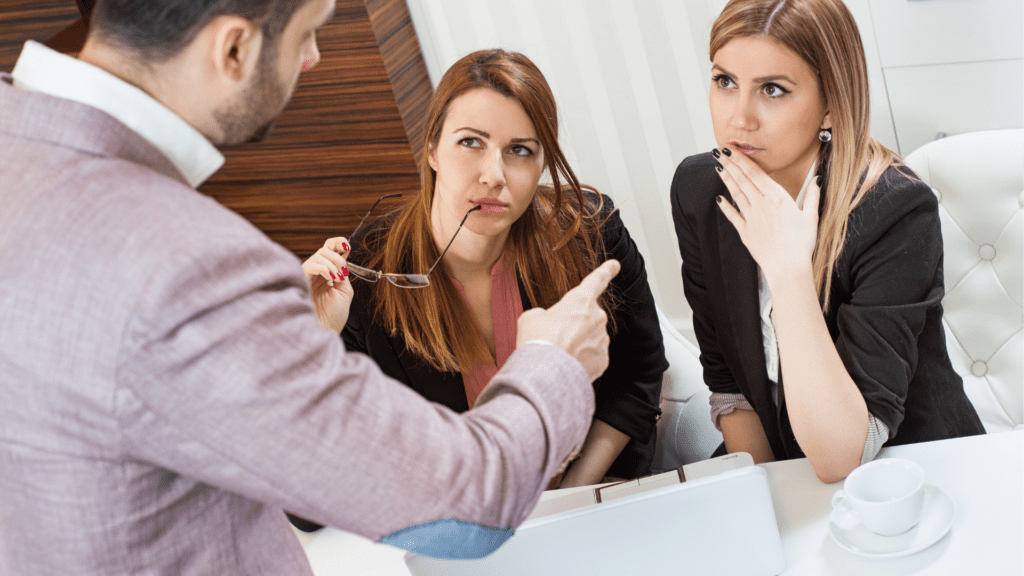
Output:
[0, 74, 594, 575]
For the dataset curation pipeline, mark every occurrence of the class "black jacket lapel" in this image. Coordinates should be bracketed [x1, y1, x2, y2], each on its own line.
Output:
[716, 206, 786, 459]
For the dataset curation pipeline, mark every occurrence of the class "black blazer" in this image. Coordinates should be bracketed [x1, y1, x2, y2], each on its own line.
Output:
[670, 153, 984, 461]
[343, 194, 668, 479]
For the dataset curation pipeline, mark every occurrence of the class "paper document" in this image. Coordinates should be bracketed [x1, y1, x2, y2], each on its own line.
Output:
[528, 452, 754, 521]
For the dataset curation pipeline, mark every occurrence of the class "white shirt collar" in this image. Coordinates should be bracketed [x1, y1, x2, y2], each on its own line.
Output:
[11, 40, 224, 188]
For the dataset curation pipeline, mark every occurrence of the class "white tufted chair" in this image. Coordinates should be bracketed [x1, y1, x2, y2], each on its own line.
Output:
[903, 129, 1024, 433]
[651, 306, 723, 472]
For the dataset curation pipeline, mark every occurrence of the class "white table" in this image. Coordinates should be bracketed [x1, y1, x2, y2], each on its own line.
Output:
[301, 430, 1024, 575]
[763, 430, 1023, 575]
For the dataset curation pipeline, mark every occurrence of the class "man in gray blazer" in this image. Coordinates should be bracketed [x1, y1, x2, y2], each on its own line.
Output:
[0, 0, 619, 574]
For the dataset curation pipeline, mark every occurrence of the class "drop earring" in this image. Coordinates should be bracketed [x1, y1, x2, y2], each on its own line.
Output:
[819, 129, 832, 143]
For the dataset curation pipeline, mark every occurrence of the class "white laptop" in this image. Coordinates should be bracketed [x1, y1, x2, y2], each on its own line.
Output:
[405, 455, 785, 576]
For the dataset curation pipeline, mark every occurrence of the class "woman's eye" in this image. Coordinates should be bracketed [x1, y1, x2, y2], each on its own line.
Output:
[458, 137, 481, 148]
[712, 74, 734, 89]
[762, 83, 790, 98]
[509, 145, 534, 157]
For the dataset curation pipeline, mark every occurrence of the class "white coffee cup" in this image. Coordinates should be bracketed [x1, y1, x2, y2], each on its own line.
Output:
[831, 458, 926, 536]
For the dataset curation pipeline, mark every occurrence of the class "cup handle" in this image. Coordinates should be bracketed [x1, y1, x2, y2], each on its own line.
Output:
[830, 490, 859, 530]
[831, 490, 851, 512]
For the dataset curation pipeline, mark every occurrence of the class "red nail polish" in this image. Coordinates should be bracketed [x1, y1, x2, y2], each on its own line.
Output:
[330, 272, 337, 280]
[342, 242, 350, 252]
[342, 266, 349, 278]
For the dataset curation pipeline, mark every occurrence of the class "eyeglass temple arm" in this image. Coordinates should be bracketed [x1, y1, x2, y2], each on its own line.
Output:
[427, 205, 483, 275]
[350, 193, 403, 238]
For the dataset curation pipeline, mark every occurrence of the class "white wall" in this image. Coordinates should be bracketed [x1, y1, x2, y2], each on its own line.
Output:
[866, 0, 1023, 155]
[404, 0, 1020, 337]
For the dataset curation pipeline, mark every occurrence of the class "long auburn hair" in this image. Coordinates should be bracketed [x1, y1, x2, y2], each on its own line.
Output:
[711, 0, 903, 312]
[360, 49, 609, 372]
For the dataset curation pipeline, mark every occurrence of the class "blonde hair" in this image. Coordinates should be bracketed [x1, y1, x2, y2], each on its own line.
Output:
[711, 0, 903, 311]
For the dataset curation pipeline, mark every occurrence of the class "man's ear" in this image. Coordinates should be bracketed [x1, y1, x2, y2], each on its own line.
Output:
[206, 15, 263, 83]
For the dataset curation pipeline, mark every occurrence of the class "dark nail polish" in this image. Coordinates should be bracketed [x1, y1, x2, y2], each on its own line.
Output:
[715, 165, 723, 173]
[716, 196, 723, 204]
[722, 148, 732, 156]
[816, 175, 823, 187]
[712, 148, 721, 159]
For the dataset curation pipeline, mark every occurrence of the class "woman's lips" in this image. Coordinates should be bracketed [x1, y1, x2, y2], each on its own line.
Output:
[730, 142, 762, 157]
[472, 200, 508, 214]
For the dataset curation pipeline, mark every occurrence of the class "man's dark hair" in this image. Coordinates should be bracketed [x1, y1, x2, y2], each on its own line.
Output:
[90, 0, 311, 61]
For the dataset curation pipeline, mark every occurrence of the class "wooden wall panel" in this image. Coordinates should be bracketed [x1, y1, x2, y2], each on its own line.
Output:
[366, 0, 433, 169]
[0, 1, 78, 67]
[0, 0, 432, 259]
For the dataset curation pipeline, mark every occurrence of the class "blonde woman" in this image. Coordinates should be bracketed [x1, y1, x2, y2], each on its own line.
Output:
[670, 0, 983, 483]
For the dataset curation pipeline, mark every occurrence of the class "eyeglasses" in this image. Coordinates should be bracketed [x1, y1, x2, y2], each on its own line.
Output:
[346, 193, 482, 288]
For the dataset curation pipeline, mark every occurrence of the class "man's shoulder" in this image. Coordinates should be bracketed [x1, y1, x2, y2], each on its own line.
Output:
[6, 131, 285, 275]
[76, 151, 258, 243]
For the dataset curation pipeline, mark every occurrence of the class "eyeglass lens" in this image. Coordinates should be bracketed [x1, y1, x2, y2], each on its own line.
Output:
[383, 274, 430, 288]
[345, 197, 481, 289]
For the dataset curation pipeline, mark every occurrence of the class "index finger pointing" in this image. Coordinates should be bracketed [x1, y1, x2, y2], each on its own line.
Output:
[574, 259, 621, 298]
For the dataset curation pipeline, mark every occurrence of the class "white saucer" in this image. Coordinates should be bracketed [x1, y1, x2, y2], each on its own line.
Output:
[829, 484, 956, 558]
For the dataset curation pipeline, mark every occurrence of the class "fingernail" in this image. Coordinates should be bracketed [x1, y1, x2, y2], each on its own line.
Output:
[330, 272, 337, 280]
[816, 175, 823, 187]
[715, 165, 723, 173]
[722, 148, 732, 156]
[712, 148, 721, 158]
[342, 266, 349, 278]
[716, 196, 723, 204]
[342, 242, 350, 252]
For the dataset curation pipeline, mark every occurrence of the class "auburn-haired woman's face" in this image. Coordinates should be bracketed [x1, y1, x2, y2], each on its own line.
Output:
[710, 36, 830, 192]
[428, 87, 545, 239]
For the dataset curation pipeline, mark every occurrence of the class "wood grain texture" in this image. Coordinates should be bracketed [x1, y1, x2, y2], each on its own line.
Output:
[0, 1, 79, 67]
[0, 0, 431, 259]
[366, 0, 433, 169]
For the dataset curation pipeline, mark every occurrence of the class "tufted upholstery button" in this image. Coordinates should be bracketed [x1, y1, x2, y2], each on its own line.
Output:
[978, 244, 996, 261]
[905, 130, 1023, 434]
[971, 360, 988, 377]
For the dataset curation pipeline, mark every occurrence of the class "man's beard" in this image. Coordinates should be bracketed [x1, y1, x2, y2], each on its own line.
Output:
[214, 45, 293, 146]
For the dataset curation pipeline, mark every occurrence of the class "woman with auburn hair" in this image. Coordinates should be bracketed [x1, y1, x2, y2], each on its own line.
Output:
[671, 0, 983, 483]
[305, 49, 667, 488]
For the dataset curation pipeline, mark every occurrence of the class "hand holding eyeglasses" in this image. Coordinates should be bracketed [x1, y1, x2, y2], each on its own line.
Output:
[302, 237, 354, 333]
[516, 259, 621, 382]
